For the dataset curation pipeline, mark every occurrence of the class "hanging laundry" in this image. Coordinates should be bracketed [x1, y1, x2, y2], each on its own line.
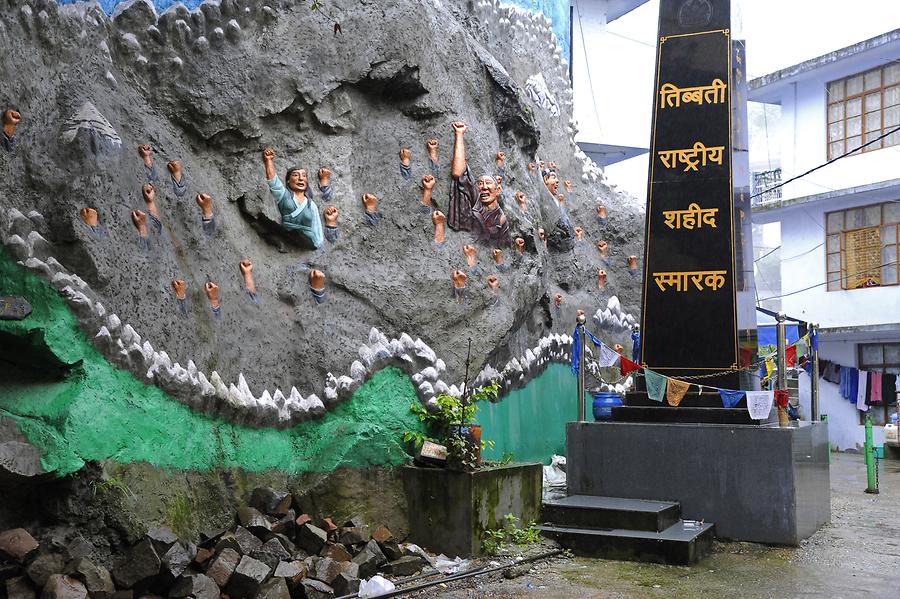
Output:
[747, 391, 774, 420]
[644, 369, 667, 403]
[856, 370, 868, 409]
[823, 361, 841, 384]
[785, 345, 797, 368]
[869, 372, 882, 405]
[666, 378, 690, 407]
[719, 389, 745, 408]
[883, 373, 897, 404]
[620, 356, 641, 377]
[848, 368, 859, 404]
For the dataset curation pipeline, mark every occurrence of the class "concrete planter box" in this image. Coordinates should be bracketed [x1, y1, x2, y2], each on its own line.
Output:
[402, 462, 542, 557]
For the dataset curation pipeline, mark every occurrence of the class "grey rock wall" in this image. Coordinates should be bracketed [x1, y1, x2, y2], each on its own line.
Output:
[0, 0, 644, 418]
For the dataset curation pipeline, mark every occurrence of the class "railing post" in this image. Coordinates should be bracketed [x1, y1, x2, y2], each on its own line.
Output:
[577, 312, 586, 423]
[776, 312, 788, 426]
[810, 322, 820, 422]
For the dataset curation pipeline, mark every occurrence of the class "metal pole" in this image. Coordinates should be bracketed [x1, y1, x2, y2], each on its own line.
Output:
[577, 312, 586, 423]
[810, 322, 820, 422]
[776, 312, 787, 390]
[864, 415, 878, 494]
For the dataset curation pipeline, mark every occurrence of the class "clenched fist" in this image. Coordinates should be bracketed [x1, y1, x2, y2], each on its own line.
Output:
[491, 248, 503, 264]
[204, 281, 220, 308]
[554, 293, 562, 307]
[564, 180, 573, 192]
[426, 139, 439, 160]
[597, 204, 607, 219]
[487, 275, 499, 291]
[421, 174, 436, 190]
[597, 269, 607, 289]
[131, 210, 148, 238]
[463, 244, 477, 268]
[323, 206, 339, 227]
[167, 160, 183, 180]
[309, 269, 326, 290]
[262, 148, 276, 162]
[514, 191, 526, 210]
[537, 228, 546, 243]
[137, 144, 153, 165]
[195, 193, 214, 218]
[362, 193, 377, 214]
[451, 121, 466, 135]
[399, 148, 411, 166]
[317, 167, 332, 186]
[171, 279, 187, 300]
[597, 240, 608, 257]
[431, 210, 446, 226]
[80, 207, 98, 227]
[514, 237, 525, 253]
[495, 151, 505, 167]
[574, 227, 584, 240]
[240, 259, 256, 294]
[451, 269, 468, 289]
[527, 162, 536, 173]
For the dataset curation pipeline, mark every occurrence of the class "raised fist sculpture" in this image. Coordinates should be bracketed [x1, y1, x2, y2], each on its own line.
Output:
[317, 167, 333, 201]
[495, 151, 505, 169]
[598, 269, 607, 290]
[514, 237, 525, 253]
[167, 160, 187, 198]
[432, 210, 446, 245]
[420, 174, 436, 212]
[574, 226, 584, 240]
[487, 275, 500, 291]
[597, 240, 609, 259]
[309, 269, 326, 304]
[514, 191, 527, 211]
[204, 281, 221, 318]
[426, 139, 440, 173]
[131, 210, 149, 250]
[399, 148, 412, 181]
[323, 206, 340, 243]
[362, 193, 379, 227]
[240, 259, 257, 300]
[196, 193, 216, 235]
[171, 278, 188, 316]
[451, 269, 468, 303]
[463, 244, 477, 269]
[137, 144, 156, 180]
[2, 108, 21, 151]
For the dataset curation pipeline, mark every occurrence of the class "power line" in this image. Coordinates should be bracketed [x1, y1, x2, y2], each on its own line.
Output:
[751, 124, 900, 200]
[757, 260, 897, 302]
[573, 0, 604, 135]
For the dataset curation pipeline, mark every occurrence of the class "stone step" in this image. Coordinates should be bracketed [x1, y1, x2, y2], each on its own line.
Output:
[611, 405, 760, 425]
[537, 520, 715, 565]
[542, 495, 680, 532]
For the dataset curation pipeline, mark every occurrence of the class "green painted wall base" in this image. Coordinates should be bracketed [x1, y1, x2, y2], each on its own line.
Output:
[401, 462, 542, 557]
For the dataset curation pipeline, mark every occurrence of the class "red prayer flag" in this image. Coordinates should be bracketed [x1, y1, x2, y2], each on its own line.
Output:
[620, 357, 641, 376]
[739, 347, 753, 368]
[774, 389, 790, 408]
[785, 345, 797, 368]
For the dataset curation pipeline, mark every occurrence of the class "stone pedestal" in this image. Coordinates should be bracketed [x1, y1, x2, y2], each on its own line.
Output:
[566, 421, 830, 545]
[402, 463, 542, 557]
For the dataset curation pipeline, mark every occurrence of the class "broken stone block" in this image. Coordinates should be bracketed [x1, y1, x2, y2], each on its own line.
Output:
[272, 560, 305, 581]
[204, 548, 240, 589]
[251, 577, 290, 599]
[313, 519, 337, 535]
[249, 488, 292, 517]
[25, 553, 66, 587]
[167, 572, 220, 599]
[349, 549, 378, 581]
[41, 574, 88, 599]
[109, 591, 132, 599]
[111, 540, 160, 590]
[320, 544, 351, 563]
[64, 557, 115, 595]
[237, 508, 272, 536]
[6, 576, 35, 599]
[232, 527, 263, 555]
[155, 543, 192, 593]
[270, 534, 295, 555]
[363, 541, 387, 566]
[224, 556, 271, 599]
[270, 511, 295, 536]
[0, 564, 23, 582]
[336, 526, 370, 547]
[145, 528, 179, 556]
[382, 556, 424, 577]
[299, 579, 333, 599]
[0, 529, 39, 562]
[192, 548, 214, 567]
[294, 514, 312, 527]
[295, 524, 327, 556]
[370, 526, 394, 544]
[311, 558, 341, 586]
[342, 517, 366, 529]
[199, 529, 227, 547]
[249, 538, 289, 569]
[340, 562, 359, 579]
[378, 540, 403, 562]
[330, 572, 359, 597]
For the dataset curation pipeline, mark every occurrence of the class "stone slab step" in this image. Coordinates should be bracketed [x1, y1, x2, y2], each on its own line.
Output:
[542, 495, 680, 532]
[611, 405, 760, 425]
[537, 521, 715, 565]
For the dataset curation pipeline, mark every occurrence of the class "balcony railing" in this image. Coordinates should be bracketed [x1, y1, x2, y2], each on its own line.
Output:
[751, 168, 782, 205]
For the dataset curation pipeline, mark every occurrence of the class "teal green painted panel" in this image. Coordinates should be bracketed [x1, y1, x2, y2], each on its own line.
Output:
[478, 363, 591, 465]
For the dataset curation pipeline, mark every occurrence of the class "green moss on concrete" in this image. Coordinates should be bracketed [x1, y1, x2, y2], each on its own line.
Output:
[0, 249, 424, 476]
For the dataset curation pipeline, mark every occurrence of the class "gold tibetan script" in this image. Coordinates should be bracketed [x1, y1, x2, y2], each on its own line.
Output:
[663, 203, 718, 229]
[653, 270, 727, 292]
[657, 142, 725, 172]
[659, 79, 727, 109]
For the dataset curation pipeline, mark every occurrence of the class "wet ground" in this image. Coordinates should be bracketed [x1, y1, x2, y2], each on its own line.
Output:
[410, 453, 900, 598]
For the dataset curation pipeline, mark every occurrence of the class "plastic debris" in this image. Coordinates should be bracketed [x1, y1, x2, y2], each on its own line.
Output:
[358, 575, 396, 597]
[433, 554, 471, 575]
[542, 454, 567, 501]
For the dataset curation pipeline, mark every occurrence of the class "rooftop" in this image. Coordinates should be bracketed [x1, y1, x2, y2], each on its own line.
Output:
[748, 28, 900, 103]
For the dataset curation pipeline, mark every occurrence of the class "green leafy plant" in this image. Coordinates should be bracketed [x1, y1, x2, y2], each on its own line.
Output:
[165, 495, 194, 539]
[481, 513, 542, 555]
[90, 476, 135, 499]
[498, 451, 515, 466]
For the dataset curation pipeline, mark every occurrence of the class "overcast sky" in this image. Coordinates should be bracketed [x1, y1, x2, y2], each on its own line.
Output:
[595, 0, 900, 202]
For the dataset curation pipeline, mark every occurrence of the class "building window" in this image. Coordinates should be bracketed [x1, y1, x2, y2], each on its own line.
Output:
[751, 168, 782, 204]
[826, 63, 900, 159]
[858, 342, 900, 425]
[826, 201, 900, 290]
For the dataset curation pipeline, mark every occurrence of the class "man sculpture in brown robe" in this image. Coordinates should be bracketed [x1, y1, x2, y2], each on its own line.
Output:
[447, 121, 510, 247]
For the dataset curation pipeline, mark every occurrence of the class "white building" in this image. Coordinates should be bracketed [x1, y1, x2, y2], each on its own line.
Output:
[749, 29, 900, 450]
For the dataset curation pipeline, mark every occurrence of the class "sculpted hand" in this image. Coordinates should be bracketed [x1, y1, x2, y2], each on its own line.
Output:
[564, 180, 573, 192]
[171, 278, 187, 300]
[451, 121, 466, 135]
[431, 210, 446, 226]
[167, 160, 183, 183]
[549, 161, 557, 170]
[324, 206, 339, 227]
[554, 293, 562, 307]
[557, 194, 565, 205]
[3, 109, 21, 127]
[262, 148, 276, 163]
[451, 269, 467, 289]
[597, 269, 607, 289]
[399, 148, 411, 166]
[495, 151, 505, 167]
[487, 275, 499, 291]
[240, 259, 256, 294]
[80, 207, 98, 227]
[196, 193, 214, 218]
[597, 204, 607, 219]
[514, 237, 525, 253]
[537, 228, 546, 243]
[627, 255, 638, 270]
[491, 248, 503, 264]
[514, 191, 526, 210]
[527, 162, 536, 173]
[614, 343, 624, 355]
[204, 281, 220, 309]
[362, 193, 377, 214]
[317, 167, 332, 186]
[137, 144, 153, 165]
[539, 160, 545, 171]
[597, 240, 608, 257]
[463, 244, 477, 267]
[309, 269, 326, 290]
[426, 139, 439, 160]
[421, 175, 436, 190]
[574, 226, 583, 240]
[131, 210, 148, 238]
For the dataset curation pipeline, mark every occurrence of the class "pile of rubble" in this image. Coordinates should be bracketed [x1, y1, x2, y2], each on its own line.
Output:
[1, 487, 433, 599]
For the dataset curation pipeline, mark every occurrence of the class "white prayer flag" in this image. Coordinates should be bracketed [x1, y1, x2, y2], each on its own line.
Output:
[746, 391, 774, 420]
[598, 344, 621, 367]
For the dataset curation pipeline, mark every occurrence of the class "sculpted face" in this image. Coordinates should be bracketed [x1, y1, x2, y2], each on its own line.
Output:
[476, 176, 499, 206]
[287, 169, 308, 193]
[544, 172, 559, 195]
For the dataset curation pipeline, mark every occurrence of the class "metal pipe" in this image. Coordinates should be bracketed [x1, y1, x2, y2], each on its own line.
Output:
[776, 312, 787, 390]
[810, 322, 820, 421]
[577, 312, 587, 422]
[864, 415, 878, 494]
